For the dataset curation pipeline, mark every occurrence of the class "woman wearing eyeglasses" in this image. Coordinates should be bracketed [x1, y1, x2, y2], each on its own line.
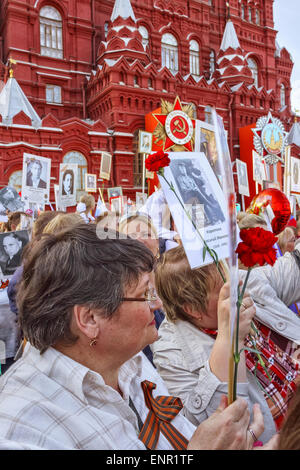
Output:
[0, 224, 265, 450]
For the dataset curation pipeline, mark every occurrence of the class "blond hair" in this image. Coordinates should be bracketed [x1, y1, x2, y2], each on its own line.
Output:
[80, 193, 95, 211]
[277, 226, 295, 253]
[155, 245, 221, 322]
[118, 213, 158, 239]
[238, 213, 267, 230]
[43, 213, 84, 234]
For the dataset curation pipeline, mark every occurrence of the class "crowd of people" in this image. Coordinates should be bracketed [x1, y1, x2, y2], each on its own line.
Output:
[0, 187, 299, 451]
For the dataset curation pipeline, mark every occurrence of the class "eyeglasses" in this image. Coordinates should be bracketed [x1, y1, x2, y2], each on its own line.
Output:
[122, 287, 159, 307]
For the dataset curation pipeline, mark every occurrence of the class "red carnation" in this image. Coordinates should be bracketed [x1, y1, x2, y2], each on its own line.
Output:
[145, 150, 170, 174]
[236, 227, 278, 268]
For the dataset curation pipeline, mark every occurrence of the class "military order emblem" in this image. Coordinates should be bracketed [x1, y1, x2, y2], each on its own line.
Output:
[252, 112, 287, 165]
[153, 96, 196, 152]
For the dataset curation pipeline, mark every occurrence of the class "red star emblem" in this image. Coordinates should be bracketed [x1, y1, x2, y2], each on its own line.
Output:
[153, 97, 196, 152]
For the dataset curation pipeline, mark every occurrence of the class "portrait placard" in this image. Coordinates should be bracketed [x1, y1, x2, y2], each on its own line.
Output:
[197, 121, 219, 180]
[0, 186, 24, 213]
[138, 131, 152, 154]
[159, 152, 229, 269]
[85, 173, 97, 193]
[0, 230, 30, 280]
[59, 163, 78, 207]
[136, 192, 147, 208]
[109, 196, 122, 215]
[291, 157, 300, 194]
[100, 152, 112, 181]
[21, 153, 51, 205]
[107, 187, 123, 199]
[236, 159, 250, 197]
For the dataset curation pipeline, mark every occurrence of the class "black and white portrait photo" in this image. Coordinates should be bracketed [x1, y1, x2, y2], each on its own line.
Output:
[0, 230, 29, 278]
[59, 163, 78, 208]
[85, 173, 97, 193]
[158, 152, 229, 270]
[291, 157, 300, 193]
[22, 153, 51, 204]
[236, 159, 250, 197]
[0, 186, 24, 213]
[100, 152, 112, 181]
[107, 187, 123, 199]
[138, 131, 152, 154]
[170, 159, 225, 228]
[62, 169, 74, 196]
[26, 159, 47, 189]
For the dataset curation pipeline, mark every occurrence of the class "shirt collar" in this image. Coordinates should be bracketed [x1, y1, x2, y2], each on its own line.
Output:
[23, 343, 144, 403]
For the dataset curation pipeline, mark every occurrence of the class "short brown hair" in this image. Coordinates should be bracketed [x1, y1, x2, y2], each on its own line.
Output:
[155, 245, 221, 322]
[17, 224, 154, 353]
[80, 193, 95, 211]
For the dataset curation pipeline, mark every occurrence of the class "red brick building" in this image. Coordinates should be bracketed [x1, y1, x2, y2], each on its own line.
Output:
[0, 0, 296, 204]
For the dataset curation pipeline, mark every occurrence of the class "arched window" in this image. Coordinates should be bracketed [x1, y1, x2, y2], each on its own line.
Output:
[161, 33, 178, 73]
[138, 26, 149, 48]
[40, 6, 63, 58]
[248, 7, 252, 22]
[209, 50, 215, 77]
[9, 170, 23, 193]
[63, 151, 87, 200]
[189, 40, 200, 76]
[247, 57, 258, 87]
[255, 10, 260, 25]
[204, 105, 213, 124]
[241, 4, 245, 20]
[280, 84, 286, 107]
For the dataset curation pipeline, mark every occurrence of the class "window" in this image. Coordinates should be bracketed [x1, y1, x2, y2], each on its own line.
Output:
[8, 170, 22, 193]
[138, 26, 149, 48]
[148, 77, 153, 88]
[63, 151, 87, 200]
[256, 10, 260, 25]
[133, 130, 145, 187]
[104, 22, 109, 39]
[247, 57, 258, 87]
[161, 33, 178, 73]
[40, 6, 63, 58]
[189, 40, 200, 76]
[280, 84, 286, 107]
[133, 75, 139, 87]
[241, 4, 245, 20]
[204, 105, 212, 124]
[46, 84, 61, 104]
[248, 7, 252, 22]
[209, 50, 215, 77]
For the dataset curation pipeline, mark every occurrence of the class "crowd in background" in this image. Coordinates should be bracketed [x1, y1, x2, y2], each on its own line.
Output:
[0, 188, 300, 450]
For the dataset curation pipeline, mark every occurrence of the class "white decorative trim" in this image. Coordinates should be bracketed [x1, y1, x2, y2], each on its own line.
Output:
[0, 141, 62, 150]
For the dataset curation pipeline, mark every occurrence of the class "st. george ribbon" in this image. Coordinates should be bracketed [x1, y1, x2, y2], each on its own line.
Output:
[211, 108, 239, 404]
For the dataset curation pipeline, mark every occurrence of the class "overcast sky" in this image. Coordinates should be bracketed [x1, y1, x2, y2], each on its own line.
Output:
[273, 0, 300, 112]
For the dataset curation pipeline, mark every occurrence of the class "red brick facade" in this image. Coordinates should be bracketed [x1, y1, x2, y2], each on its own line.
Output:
[0, 0, 295, 204]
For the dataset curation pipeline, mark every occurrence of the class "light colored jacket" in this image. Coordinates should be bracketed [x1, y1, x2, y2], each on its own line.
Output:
[240, 249, 300, 344]
[151, 318, 276, 444]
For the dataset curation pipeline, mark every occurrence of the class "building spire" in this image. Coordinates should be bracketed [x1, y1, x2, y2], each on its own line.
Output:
[220, 18, 240, 51]
[110, 0, 136, 23]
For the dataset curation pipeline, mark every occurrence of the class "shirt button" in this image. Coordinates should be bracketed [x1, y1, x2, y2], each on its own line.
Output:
[192, 394, 202, 409]
[276, 321, 286, 331]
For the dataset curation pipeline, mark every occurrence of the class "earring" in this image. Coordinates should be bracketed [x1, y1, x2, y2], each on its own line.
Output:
[89, 337, 97, 347]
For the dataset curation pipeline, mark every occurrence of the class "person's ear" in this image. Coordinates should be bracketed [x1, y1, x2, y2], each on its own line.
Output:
[73, 305, 100, 340]
[182, 303, 203, 321]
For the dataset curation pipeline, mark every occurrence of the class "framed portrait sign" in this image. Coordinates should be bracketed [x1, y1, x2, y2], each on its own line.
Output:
[107, 187, 123, 199]
[0, 230, 30, 280]
[109, 196, 122, 215]
[195, 120, 219, 180]
[291, 157, 300, 194]
[85, 173, 97, 193]
[0, 186, 24, 213]
[136, 192, 147, 208]
[159, 151, 229, 269]
[100, 152, 112, 181]
[59, 163, 78, 207]
[236, 159, 250, 197]
[21, 153, 51, 205]
[138, 131, 152, 154]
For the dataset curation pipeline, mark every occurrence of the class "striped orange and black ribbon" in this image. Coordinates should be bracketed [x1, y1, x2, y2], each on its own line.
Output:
[138, 380, 189, 450]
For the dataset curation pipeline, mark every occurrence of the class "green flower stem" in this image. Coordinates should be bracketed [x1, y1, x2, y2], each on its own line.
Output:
[160, 173, 226, 284]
